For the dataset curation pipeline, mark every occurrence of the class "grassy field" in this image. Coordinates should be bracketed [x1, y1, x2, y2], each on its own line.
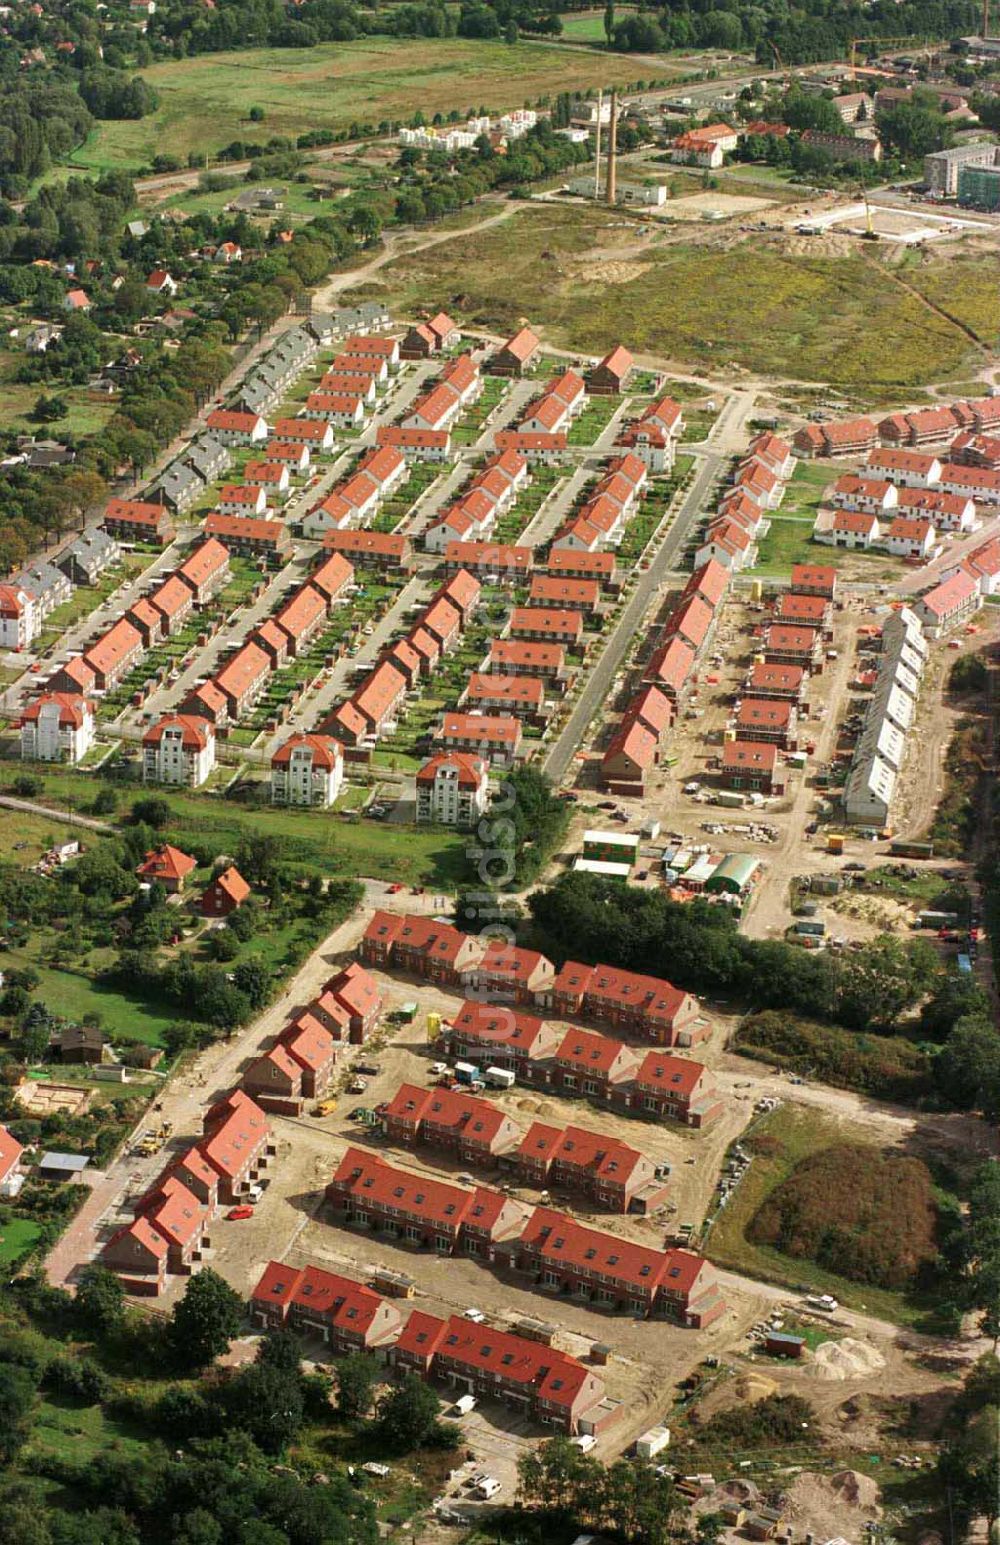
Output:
[344, 203, 996, 387]
[64, 39, 647, 172]
[0, 950, 177, 1047]
[707, 1105, 944, 1329]
[0, 349, 118, 439]
[0, 1218, 43, 1268]
[10, 766, 470, 888]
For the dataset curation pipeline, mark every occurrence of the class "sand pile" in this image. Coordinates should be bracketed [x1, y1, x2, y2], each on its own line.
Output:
[803, 1338, 886, 1382]
[785, 1468, 881, 1535]
[734, 1372, 778, 1402]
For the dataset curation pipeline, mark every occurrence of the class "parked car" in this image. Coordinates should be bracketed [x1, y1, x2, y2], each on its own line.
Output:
[227, 1206, 254, 1221]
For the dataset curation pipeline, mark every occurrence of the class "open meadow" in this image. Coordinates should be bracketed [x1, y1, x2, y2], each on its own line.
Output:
[65, 38, 652, 172]
[344, 202, 1000, 388]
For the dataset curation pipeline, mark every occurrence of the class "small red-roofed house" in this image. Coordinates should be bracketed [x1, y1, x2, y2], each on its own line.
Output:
[250, 1260, 402, 1350]
[136, 844, 197, 894]
[201, 864, 250, 917]
[629, 1052, 721, 1128]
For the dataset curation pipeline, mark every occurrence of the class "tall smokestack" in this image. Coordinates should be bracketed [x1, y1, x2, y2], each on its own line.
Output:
[605, 89, 618, 205]
[593, 88, 603, 199]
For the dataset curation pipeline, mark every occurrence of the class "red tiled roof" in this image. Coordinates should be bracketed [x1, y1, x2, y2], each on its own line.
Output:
[136, 844, 197, 883]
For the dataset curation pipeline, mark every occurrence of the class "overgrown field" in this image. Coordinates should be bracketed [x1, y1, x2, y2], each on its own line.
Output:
[65, 39, 647, 172]
[346, 205, 997, 387]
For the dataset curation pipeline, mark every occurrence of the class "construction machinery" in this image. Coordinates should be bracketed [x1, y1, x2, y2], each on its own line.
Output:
[859, 185, 880, 240]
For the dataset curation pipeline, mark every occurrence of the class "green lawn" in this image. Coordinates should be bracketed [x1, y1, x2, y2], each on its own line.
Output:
[0, 951, 177, 1047]
[13, 766, 470, 888]
[0, 1217, 43, 1268]
[750, 516, 824, 577]
[28, 1398, 150, 1465]
[345, 202, 998, 388]
[60, 39, 649, 173]
[706, 1105, 946, 1330]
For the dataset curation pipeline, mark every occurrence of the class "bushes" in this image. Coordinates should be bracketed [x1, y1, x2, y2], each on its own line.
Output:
[747, 1144, 939, 1290]
[693, 1393, 815, 1450]
[733, 1011, 933, 1103]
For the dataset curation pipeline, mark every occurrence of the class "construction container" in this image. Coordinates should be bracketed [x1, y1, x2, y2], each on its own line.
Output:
[373, 1269, 416, 1298]
[454, 1061, 481, 1085]
[426, 1012, 442, 1040]
[635, 1426, 671, 1461]
[485, 1067, 515, 1089]
[826, 833, 845, 854]
[765, 1332, 805, 1359]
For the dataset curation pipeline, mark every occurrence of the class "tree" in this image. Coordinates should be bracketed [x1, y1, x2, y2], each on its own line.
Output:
[256, 1329, 302, 1374]
[168, 1269, 243, 1369]
[75, 1264, 126, 1336]
[0, 1363, 37, 1465]
[249, 106, 265, 122]
[836, 936, 937, 1032]
[131, 796, 171, 829]
[603, 0, 614, 45]
[376, 1374, 443, 1451]
[938, 1016, 1000, 1120]
[232, 958, 270, 1009]
[336, 1352, 378, 1421]
[219, 1362, 304, 1454]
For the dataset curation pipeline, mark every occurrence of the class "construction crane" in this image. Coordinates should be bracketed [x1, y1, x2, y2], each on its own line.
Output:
[859, 185, 880, 241]
[848, 35, 916, 71]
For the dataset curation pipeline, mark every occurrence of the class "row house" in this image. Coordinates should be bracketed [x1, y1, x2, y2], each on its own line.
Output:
[733, 458, 783, 510]
[273, 417, 335, 452]
[148, 574, 194, 636]
[793, 416, 878, 459]
[177, 536, 231, 604]
[339, 333, 400, 370]
[199, 1088, 273, 1204]
[628, 1051, 723, 1129]
[243, 1011, 338, 1116]
[464, 671, 545, 720]
[84, 616, 144, 691]
[320, 371, 377, 405]
[494, 429, 567, 464]
[266, 438, 312, 473]
[102, 1175, 210, 1295]
[392, 1312, 610, 1435]
[325, 961, 383, 1042]
[514, 1124, 659, 1213]
[549, 1026, 637, 1102]
[362, 910, 481, 983]
[245, 460, 291, 495]
[204, 512, 290, 562]
[326, 1146, 527, 1257]
[491, 325, 541, 376]
[330, 353, 385, 390]
[13, 560, 71, 620]
[746, 431, 795, 480]
[20, 692, 95, 764]
[790, 562, 837, 600]
[274, 583, 327, 656]
[895, 487, 976, 531]
[214, 640, 271, 721]
[695, 516, 755, 571]
[438, 710, 523, 766]
[734, 697, 796, 749]
[218, 483, 267, 519]
[818, 509, 881, 549]
[251, 1260, 401, 1352]
[444, 1000, 562, 1075]
[58, 527, 120, 586]
[311, 550, 354, 605]
[617, 395, 683, 473]
[205, 408, 268, 445]
[323, 528, 411, 568]
[399, 311, 460, 358]
[326, 658, 407, 745]
[444, 540, 533, 584]
[424, 489, 496, 553]
[378, 425, 452, 461]
[882, 515, 935, 560]
[865, 448, 941, 489]
[954, 535, 1000, 596]
[103, 498, 176, 546]
[382, 1083, 519, 1166]
[0, 1125, 24, 1200]
[911, 567, 982, 637]
[600, 715, 659, 796]
[543, 961, 700, 1046]
[489, 638, 566, 683]
[303, 391, 365, 429]
[528, 574, 601, 615]
[546, 548, 618, 588]
[877, 405, 963, 447]
[520, 369, 587, 435]
[509, 606, 584, 648]
[745, 661, 807, 703]
[937, 462, 1000, 505]
[665, 592, 715, 654]
[588, 343, 634, 396]
[462, 937, 555, 1005]
[512, 1207, 722, 1323]
[721, 739, 783, 795]
[126, 597, 162, 648]
[773, 592, 830, 631]
[761, 623, 821, 670]
[643, 635, 696, 703]
[951, 429, 1000, 468]
[142, 713, 216, 787]
[829, 474, 897, 516]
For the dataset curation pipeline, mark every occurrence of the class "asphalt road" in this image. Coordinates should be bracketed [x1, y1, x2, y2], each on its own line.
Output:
[541, 448, 725, 784]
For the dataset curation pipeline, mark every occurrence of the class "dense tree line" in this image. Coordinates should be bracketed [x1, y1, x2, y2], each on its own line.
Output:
[605, 0, 979, 63]
[518, 1438, 683, 1545]
[528, 873, 948, 1035]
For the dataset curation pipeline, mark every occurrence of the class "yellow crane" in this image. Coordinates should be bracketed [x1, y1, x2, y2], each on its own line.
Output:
[859, 185, 880, 241]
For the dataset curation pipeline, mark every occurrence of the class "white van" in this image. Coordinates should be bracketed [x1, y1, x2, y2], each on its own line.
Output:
[475, 1477, 502, 1500]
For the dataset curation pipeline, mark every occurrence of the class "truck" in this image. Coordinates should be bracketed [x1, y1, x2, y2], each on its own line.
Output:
[454, 1061, 481, 1085]
[805, 1293, 838, 1313]
[485, 1066, 515, 1089]
[889, 839, 934, 859]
